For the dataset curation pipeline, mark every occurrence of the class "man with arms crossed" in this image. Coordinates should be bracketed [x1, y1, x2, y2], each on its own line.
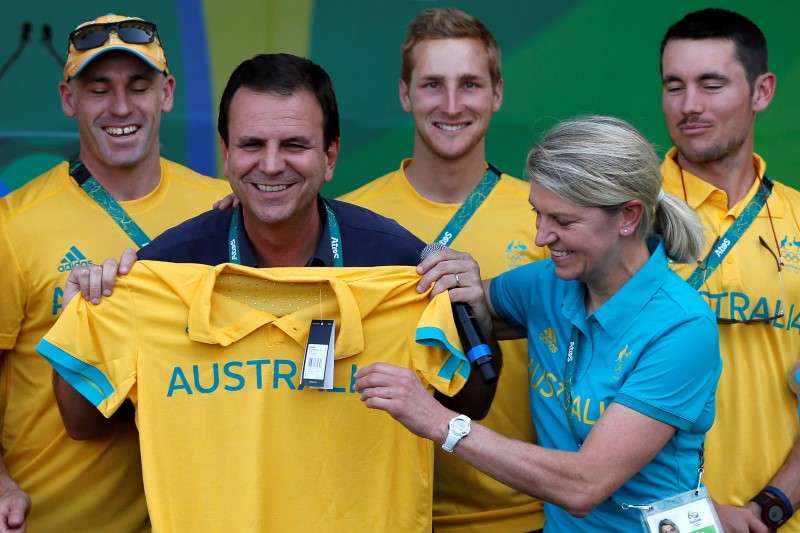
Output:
[0, 14, 229, 532]
[342, 8, 546, 532]
[660, 9, 800, 532]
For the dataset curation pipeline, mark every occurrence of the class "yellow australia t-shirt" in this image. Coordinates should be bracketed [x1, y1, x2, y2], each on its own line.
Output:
[38, 262, 470, 533]
[662, 149, 800, 532]
[0, 159, 230, 532]
[342, 160, 548, 532]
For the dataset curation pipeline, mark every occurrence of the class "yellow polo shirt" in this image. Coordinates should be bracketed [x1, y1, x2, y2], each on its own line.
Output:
[0, 159, 230, 532]
[38, 262, 469, 533]
[342, 160, 547, 532]
[662, 149, 800, 532]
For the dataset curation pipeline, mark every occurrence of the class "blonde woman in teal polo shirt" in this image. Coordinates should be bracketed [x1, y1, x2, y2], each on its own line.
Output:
[356, 116, 723, 532]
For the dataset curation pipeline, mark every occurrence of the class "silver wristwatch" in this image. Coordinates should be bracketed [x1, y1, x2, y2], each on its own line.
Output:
[441, 414, 471, 453]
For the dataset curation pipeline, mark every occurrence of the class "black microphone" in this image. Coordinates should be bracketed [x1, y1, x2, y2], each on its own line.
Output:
[0, 22, 32, 82]
[421, 243, 498, 384]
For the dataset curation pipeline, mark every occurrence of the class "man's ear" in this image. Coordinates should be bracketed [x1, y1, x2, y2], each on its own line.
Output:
[59, 80, 76, 117]
[752, 71, 776, 113]
[492, 78, 504, 113]
[160, 74, 176, 113]
[220, 136, 230, 177]
[399, 79, 412, 112]
[323, 138, 341, 184]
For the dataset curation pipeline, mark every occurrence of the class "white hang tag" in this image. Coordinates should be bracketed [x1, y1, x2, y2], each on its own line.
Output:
[640, 486, 722, 533]
[301, 319, 335, 390]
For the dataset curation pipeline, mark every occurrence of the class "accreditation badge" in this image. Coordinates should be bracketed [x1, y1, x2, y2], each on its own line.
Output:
[640, 486, 721, 533]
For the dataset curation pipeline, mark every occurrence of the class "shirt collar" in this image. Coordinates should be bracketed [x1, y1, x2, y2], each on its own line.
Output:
[560, 236, 669, 338]
[661, 148, 782, 217]
[591, 236, 669, 337]
[236, 196, 337, 268]
[184, 263, 364, 358]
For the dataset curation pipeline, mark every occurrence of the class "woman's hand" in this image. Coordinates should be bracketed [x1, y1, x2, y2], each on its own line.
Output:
[355, 363, 455, 443]
[416, 247, 493, 337]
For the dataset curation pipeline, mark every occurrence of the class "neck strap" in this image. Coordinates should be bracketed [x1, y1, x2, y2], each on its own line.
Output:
[69, 159, 151, 248]
[227, 200, 343, 267]
[433, 164, 501, 247]
[685, 176, 773, 289]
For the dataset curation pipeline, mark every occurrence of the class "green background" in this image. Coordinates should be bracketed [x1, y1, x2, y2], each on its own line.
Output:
[1, 0, 797, 197]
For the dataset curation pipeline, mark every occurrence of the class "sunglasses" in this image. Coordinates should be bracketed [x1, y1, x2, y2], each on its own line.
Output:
[69, 20, 158, 51]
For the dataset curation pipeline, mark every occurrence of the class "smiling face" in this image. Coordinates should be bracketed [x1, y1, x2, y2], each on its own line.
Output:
[400, 38, 502, 162]
[530, 181, 626, 286]
[59, 52, 174, 171]
[221, 87, 339, 229]
[661, 38, 761, 166]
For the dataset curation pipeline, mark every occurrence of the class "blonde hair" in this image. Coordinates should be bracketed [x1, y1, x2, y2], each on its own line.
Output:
[526, 115, 704, 263]
[401, 8, 501, 85]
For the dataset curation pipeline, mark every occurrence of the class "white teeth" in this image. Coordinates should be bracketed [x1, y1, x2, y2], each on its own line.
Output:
[551, 250, 570, 257]
[104, 125, 139, 136]
[435, 122, 468, 132]
[254, 183, 289, 192]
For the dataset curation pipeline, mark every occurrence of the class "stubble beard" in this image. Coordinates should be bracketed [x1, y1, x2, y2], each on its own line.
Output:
[678, 130, 748, 165]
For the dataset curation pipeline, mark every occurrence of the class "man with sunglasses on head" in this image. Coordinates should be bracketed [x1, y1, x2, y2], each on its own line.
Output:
[660, 9, 800, 532]
[0, 13, 229, 532]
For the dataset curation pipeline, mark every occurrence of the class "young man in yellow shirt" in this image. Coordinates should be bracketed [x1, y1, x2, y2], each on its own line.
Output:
[342, 8, 546, 532]
[660, 8, 800, 532]
[0, 14, 229, 532]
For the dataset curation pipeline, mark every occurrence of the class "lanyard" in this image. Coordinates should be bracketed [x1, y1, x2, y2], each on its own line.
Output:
[227, 201, 344, 267]
[685, 175, 773, 290]
[562, 325, 583, 446]
[69, 159, 151, 248]
[433, 164, 501, 247]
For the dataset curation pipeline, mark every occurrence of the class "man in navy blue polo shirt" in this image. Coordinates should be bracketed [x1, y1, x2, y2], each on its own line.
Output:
[65, 53, 424, 302]
[138, 53, 423, 268]
[53, 54, 488, 441]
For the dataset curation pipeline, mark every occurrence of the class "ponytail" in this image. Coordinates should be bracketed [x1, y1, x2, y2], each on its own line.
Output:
[654, 192, 705, 263]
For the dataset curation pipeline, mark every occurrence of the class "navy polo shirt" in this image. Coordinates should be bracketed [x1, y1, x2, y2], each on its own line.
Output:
[138, 197, 425, 267]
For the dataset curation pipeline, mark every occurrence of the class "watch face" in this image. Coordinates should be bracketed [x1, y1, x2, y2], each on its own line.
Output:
[451, 418, 469, 434]
[767, 504, 786, 523]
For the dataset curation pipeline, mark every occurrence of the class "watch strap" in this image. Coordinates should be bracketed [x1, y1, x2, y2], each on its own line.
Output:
[441, 415, 470, 453]
[751, 485, 793, 528]
[764, 485, 794, 520]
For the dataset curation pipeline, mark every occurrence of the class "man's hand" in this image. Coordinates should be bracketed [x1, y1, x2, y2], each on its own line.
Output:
[63, 248, 137, 307]
[213, 193, 239, 210]
[0, 482, 29, 533]
[715, 502, 767, 533]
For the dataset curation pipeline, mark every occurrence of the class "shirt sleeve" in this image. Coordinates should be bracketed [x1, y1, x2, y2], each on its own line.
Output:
[489, 262, 543, 329]
[35, 278, 140, 417]
[614, 314, 722, 431]
[0, 216, 26, 350]
[413, 291, 470, 397]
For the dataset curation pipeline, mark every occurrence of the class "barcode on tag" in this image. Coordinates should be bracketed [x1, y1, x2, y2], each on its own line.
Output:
[303, 343, 328, 381]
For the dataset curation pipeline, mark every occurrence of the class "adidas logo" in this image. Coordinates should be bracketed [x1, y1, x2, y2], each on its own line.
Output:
[57, 246, 91, 272]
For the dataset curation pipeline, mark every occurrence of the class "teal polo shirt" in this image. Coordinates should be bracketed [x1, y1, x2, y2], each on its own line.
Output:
[491, 237, 721, 532]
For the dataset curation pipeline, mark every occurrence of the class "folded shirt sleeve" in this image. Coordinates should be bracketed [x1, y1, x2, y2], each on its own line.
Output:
[36, 277, 140, 417]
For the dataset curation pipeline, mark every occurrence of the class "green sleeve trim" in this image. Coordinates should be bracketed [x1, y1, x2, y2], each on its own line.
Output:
[36, 338, 114, 408]
[415, 326, 470, 380]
